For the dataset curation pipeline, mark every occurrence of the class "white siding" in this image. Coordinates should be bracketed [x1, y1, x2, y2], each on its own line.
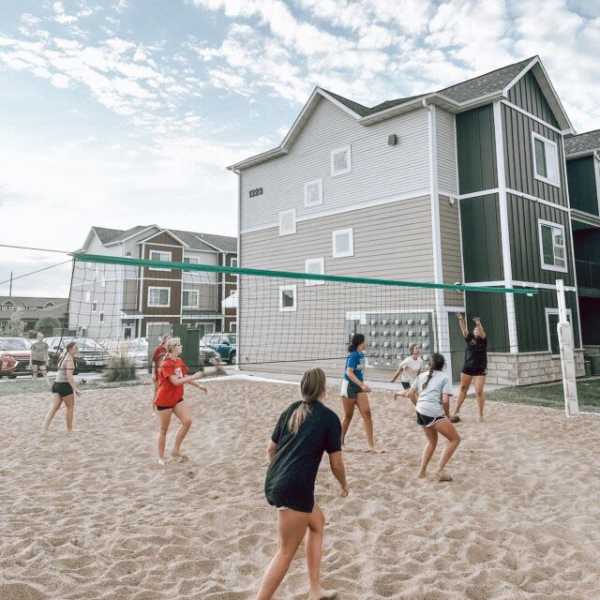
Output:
[437, 108, 458, 195]
[240, 99, 431, 231]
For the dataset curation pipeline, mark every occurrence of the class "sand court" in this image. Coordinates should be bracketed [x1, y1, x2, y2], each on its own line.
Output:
[1, 379, 600, 599]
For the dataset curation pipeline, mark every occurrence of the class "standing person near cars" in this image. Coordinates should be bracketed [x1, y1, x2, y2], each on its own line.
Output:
[154, 337, 207, 465]
[256, 368, 347, 600]
[340, 333, 381, 453]
[30, 332, 49, 379]
[390, 343, 423, 400]
[44, 341, 79, 432]
[450, 314, 488, 423]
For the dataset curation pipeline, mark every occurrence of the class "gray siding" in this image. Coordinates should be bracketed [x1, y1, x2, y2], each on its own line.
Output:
[507, 70, 559, 128]
[507, 193, 574, 286]
[502, 104, 568, 207]
[439, 195, 464, 307]
[436, 108, 458, 194]
[240, 99, 430, 231]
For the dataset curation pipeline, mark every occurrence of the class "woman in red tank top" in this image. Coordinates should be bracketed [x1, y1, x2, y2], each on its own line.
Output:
[155, 337, 207, 465]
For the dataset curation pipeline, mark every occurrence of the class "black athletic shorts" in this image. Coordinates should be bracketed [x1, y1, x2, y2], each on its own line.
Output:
[401, 381, 411, 390]
[416, 411, 447, 428]
[32, 360, 46, 366]
[52, 382, 73, 398]
[462, 367, 487, 377]
[341, 379, 362, 399]
[156, 398, 184, 411]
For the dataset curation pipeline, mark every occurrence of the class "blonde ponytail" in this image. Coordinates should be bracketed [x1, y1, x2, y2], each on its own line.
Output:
[288, 368, 326, 434]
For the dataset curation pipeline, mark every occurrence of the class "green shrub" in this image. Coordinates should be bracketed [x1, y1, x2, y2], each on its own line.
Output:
[34, 317, 61, 337]
[103, 355, 137, 382]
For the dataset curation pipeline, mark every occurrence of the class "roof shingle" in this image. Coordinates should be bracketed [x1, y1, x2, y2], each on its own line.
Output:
[565, 129, 600, 157]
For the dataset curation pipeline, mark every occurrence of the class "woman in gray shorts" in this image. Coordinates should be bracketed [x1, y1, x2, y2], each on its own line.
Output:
[44, 341, 79, 432]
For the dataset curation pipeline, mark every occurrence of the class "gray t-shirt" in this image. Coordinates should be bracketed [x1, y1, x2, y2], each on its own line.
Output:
[412, 370, 452, 418]
[30, 341, 49, 362]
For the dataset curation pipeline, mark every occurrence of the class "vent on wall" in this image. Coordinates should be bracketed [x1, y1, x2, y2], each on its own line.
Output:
[388, 134, 398, 146]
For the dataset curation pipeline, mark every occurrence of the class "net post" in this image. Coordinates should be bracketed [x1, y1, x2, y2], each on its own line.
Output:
[556, 279, 579, 417]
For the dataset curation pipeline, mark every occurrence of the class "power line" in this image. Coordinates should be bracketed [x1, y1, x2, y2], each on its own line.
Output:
[0, 243, 73, 254]
[0, 259, 73, 288]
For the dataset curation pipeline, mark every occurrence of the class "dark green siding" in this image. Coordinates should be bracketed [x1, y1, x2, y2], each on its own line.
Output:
[502, 104, 567, 206]
[567, 157, 598, 215]
[573, 227, 600, 262]
[465, 292, 509, 353]
[507, 71, 560, 128]
[507, 193, 574, 286]
[580, 298, 600, 345]
[515, 290, 580, 352]
[456, 105, 497, 194]
[460, 194, 504, 282]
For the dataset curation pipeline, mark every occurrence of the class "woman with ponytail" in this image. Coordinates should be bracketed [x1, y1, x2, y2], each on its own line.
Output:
[258, 368, 348, 600]
[408, 353, 461, 482]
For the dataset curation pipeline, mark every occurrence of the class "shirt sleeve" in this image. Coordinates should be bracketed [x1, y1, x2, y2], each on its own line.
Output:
[271, 410, 288, 444]
[346, 352, 360, 370]
[325, 415, 342, 454]
[161, 360, 176, 379]
[398, 357, 411, 369]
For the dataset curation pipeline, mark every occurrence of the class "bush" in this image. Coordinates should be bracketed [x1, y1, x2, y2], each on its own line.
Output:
[34, 317, 61, 337]
[103, 355, 137, 382]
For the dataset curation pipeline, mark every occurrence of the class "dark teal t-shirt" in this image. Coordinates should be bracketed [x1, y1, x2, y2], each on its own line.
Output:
[265, 401, 342, 513]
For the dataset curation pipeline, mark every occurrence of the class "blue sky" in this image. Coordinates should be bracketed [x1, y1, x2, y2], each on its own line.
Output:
[1, 0, 599, 296]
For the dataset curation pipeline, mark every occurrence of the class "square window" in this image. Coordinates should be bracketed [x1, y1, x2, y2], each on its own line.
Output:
[532, 133, 560, 187]
[148, 287, 171, 307]
[183, 289, 200, 308]
[332, 228, 354, 258]
[304, 179, 323, 207]
[305, 257, 325, 286]
[279, 285, 297, 312]
[538, 220, 567, 272]
[230, 257, 238, 267]
[331, 146, 351, 176]
[279, 209, 296, 236]
[183, 256, 199, 265]
[149, 250, 172, 271]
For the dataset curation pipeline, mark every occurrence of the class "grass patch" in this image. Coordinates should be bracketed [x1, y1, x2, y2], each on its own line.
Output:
[487, 377, 600, 411]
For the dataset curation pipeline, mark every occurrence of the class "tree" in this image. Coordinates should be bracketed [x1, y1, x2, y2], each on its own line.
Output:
[0, 316, 25, 336]
[34, 317, 61, 337]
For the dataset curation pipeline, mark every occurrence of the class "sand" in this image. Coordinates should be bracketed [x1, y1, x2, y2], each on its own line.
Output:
[1, 378, 600, 600]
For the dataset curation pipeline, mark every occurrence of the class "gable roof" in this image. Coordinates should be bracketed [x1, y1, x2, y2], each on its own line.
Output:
[92, 227, 122, 244]
[565, 129, 600, 158]
[229, 56, 573, 172]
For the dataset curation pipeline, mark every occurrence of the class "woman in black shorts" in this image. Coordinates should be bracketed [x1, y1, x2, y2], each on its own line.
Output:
[44, 341, 79, 432]
[257, 368, 348, 600]
[450, 314, 487, 422]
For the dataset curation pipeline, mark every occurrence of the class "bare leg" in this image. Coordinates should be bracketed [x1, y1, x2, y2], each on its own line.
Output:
[256, 509, 309, 600]
[474, 375, 486, 421]
[31, 365, 37, 380]
[63, 395, 75, 432]
[172, 401, 192, 457]
[305, 504, 336, 598]
[451, 373, 472, 418]
[418, 426, 438, 478]
[44, 394, 63, 431]
[340, 397, 355, 446]
[157, 409, 173, 462]
[434, 419, 461, 479]
[355, 393, 377, 451]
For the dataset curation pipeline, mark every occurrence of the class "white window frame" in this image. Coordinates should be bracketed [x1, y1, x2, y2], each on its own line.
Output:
[279, 284, 297, 312]
[183, 255, 200, 265]
[538, 219, 568, 273]
[279, 209, 296, 236]
[149, 250, 172, 271]
[304, 178, 323, 207]
[148, 286, 171, 307]
[228, 321, 237, 333]
[305, 257, 325, 286]
[332, 228, 354, 258]
[531, 132, 560, 188]
[330, 145, 352, 177]
[182, 288, 200, 309]
[545, 307, 572, 355]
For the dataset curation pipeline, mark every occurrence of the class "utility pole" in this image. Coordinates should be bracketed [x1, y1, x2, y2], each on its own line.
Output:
[9, 272, 13, 297]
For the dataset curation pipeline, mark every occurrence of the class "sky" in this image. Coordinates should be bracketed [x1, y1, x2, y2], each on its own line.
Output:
[0, 0, 599, 298]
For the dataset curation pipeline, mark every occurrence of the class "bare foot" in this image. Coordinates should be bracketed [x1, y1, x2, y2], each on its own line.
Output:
[309, 589, 337, 600]
[157, 458, 166, 466]
[367, 447, 385, 454]
[170, 453, 189, 463]
[437, 470, 453, 482]
[478, 415, 485, 422]
[417, 471, 427, 479]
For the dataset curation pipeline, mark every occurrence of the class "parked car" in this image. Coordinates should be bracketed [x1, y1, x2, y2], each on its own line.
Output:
[102, 338, 149, 369]
[45, 337, 109, 372]
[199, 343, 221, 367]
[0, 337, 32, 377]
[201, 333, 237, 364]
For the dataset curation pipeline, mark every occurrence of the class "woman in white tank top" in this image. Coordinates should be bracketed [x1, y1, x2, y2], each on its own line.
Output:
[44, 341, 79, 432]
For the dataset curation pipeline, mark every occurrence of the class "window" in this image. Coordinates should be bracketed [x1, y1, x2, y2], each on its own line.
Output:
[183, 256, 199, 264]
[279, 285, 297, 312]
[148, 287, 171, 307]
[183, 289, 200, 308]
[545, 308, 573, 354]
[279, 209, 296, 236]
[331, 146, 351, 176]
[332, 228, 354, 258]
[305, 257, 325, 286]
[149, 250, 172, 271]
[99, 312, 104, 322]
[538, 220, 567, 272]
[228, 321, 237, 333]
[304, 179, 323, 207]
[230, 257, 238, 267]
[532, 133, 560, 187]
[91, 302, 97, 312]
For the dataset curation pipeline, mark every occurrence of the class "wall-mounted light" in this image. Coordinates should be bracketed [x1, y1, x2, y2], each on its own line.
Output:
[387, 134, 398, 146]
[448, 196, 456, 206]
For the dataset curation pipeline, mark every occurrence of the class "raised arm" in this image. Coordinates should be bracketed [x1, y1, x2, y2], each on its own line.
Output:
[456, 313, 469, 338]
[168, 371, 204, 386]
[328, 451, 349, 496]
[474, 317, 486, 339]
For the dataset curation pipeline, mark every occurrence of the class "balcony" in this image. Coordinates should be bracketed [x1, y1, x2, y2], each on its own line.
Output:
[576, 259, 600, 297]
